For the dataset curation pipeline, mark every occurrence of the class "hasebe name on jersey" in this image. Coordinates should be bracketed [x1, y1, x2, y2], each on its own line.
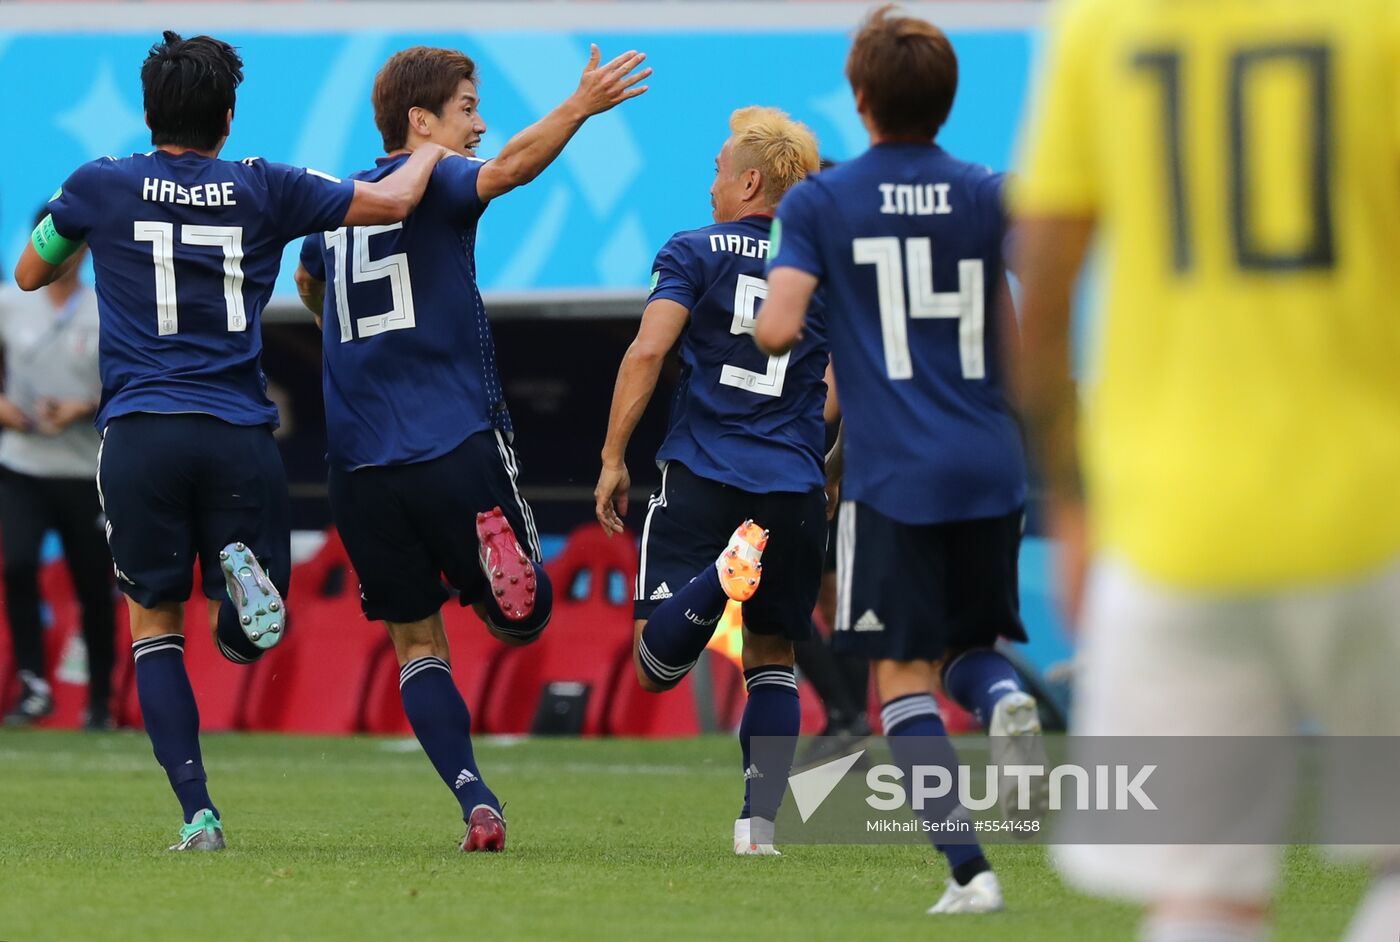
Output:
[141, 177, 238, 208]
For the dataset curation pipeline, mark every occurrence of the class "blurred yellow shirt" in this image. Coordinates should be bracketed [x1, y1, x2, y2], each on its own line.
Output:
[1014, 0, 1400, 590]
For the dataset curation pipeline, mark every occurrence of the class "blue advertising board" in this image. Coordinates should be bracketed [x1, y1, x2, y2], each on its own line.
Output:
[0, 22, 1032, 296]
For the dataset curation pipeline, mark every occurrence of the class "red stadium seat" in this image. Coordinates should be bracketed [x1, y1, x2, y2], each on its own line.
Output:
[479, 525, 638, 735]
[361, 605, 510, 735]
[607, 650, 746, 737]
[288, 529, 351, 600]
[36, 561, 85, 728]
[241, 579, 390, 735]
[112, 603, 138, 728]
[0, 624, 13, 712]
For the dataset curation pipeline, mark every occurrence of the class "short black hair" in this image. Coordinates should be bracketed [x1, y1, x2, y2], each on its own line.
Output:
[141, 30, 244, 151]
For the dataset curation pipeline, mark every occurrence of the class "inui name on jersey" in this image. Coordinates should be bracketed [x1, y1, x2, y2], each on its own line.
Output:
[878, 182, 952, 216]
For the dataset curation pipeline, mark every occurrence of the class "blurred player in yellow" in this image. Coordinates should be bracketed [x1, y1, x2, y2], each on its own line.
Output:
[1013, 0, 1400, 939]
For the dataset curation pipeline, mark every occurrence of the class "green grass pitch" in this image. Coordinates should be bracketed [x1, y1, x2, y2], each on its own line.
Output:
[0, 732, 1369, 941]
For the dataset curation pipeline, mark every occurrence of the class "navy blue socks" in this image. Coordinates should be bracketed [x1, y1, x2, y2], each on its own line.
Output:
[942, 649, 1025, 728]
[739, 665, 800, 821]
[399, 656, 498, 818]
[638, 565, 727, 688]
[882, 694, 990, 885]
[132, 634, 215, 824]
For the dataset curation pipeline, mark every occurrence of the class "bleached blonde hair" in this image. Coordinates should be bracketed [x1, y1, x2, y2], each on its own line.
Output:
[727, 106, 820, 205]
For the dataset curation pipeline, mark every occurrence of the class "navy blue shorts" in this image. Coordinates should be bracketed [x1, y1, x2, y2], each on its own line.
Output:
[97, 413, 290, 609]
[634, 461, 824, 641]
[328, 429, 542, 624]
[831, 501, 1027, 661]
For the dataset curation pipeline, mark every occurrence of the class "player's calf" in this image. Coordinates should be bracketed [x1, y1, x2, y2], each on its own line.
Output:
[735, 630, 798, 856]
[942, 648, 1048, 824]
[636, 519, 768, 692]
[394, 648, 503, 837]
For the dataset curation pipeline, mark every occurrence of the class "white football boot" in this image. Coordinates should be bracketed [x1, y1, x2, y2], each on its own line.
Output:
[989, 691, 1049, 828]
[733, 817, 781, 856]
[927, 871, 1004, 914]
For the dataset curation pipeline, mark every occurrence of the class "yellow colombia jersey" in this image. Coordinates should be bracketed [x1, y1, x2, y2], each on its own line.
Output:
[1014, 0, 1400, 590]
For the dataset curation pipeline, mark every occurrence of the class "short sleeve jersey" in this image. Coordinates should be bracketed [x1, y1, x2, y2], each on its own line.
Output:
[650, 215, 829, 494]
[1014, 0, 1400, 588]
[46, 151, 355, 430]
[769, 144, 1025, 525]
[301, 154, 507, 470]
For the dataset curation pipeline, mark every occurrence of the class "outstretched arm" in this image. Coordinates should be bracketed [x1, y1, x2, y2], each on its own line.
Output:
[343, 142, 452, 226]
[594, 298, 687, 535]
[477, 45, 651, 203]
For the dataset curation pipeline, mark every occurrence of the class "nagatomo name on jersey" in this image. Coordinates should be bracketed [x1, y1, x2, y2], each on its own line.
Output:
[649, 214, 829, 495]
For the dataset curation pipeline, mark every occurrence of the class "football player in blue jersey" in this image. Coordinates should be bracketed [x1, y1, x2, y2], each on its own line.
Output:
[594, 106, 827, 856]
[295, 44, 650, 853]
[756, 7, 1043, 914]
[13, 32, 449, 852]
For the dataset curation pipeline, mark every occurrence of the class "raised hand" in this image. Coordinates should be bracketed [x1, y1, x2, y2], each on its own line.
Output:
[572, 44, 652, 117]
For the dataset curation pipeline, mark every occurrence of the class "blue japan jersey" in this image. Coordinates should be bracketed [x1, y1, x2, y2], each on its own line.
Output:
[301, 154, 507, 470]
[46, 151, 355, 431]
[768, 144, 1026, 525]
[651, 215, 828, 494]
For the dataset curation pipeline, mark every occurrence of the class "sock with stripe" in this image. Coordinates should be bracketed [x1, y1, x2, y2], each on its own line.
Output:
[882, 694, 989, 885]
[739, 665, 800, 823]
[479, 563, 553, 643]
[132, 635, 216, 824]
[399, 656, 498, 818]
[213, 600, 268, 665]
[637, 566, 727, 688]
[941, 649, 1025, 728]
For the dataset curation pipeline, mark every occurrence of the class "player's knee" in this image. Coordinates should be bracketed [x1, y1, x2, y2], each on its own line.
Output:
[740, 629, 794, 671]
[634, 626, 688, 692]
[386, 617, 449, 662]
[874, 658, 938, 701]
[633, 649, 677, 693]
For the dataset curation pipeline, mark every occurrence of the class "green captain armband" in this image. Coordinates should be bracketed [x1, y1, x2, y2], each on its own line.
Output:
[31, 214, 81, 265]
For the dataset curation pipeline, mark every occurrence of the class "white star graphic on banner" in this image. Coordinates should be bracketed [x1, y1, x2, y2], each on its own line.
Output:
[55, 60, 147, 158]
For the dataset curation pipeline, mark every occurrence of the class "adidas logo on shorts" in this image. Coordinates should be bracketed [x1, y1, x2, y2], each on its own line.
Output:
[455, 769, 479, 790]
[854, 610, 885, 632]
[649, 582, 673, 601]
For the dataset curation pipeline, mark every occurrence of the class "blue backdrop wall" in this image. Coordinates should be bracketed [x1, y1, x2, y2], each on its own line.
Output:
[0, 28, 1031, 297]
